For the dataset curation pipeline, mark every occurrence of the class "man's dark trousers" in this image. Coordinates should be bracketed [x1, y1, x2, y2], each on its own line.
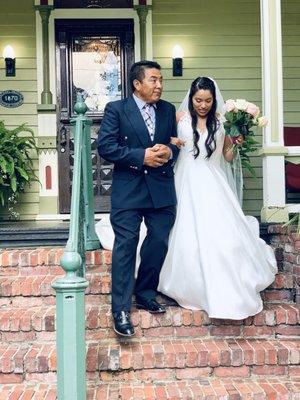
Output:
[110, 206, 176, 313]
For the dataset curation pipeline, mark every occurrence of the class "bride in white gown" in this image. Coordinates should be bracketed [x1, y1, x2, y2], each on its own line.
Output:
[96, 77, 277, 320]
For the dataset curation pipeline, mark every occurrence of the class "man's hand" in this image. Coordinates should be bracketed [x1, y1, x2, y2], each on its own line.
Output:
[151, 144, 171, 160]
[144, 145, 170, 167]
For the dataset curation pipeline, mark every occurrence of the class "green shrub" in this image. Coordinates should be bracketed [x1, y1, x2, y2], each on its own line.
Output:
[0, 121, 38, 217]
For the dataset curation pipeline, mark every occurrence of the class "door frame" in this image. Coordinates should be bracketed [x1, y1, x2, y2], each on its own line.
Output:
[56, 18, 135, 214]
[35, 7, 153, 220]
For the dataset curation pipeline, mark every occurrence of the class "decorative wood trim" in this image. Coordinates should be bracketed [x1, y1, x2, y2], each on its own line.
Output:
[45, 166, 52, 190]
[39, 151, 58, 197]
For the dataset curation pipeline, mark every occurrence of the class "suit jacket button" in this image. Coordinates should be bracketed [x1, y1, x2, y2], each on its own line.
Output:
[144, 170, 148, 174]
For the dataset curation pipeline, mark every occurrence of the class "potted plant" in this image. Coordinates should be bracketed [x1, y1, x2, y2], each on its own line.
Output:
[0, 121, 38, 218]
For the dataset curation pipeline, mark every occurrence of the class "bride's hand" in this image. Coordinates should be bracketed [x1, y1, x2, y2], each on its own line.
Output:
[170, 137, 185, 148]
[232, 134, 244, 147]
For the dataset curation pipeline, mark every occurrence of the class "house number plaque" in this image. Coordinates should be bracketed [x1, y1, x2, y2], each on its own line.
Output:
[0, 90, 24, 108]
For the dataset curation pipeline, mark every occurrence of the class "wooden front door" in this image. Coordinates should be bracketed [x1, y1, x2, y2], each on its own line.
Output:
[56, 19, 134, 213]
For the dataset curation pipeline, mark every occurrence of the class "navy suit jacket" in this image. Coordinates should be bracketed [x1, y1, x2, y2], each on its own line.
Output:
[97, 96, 179, 209]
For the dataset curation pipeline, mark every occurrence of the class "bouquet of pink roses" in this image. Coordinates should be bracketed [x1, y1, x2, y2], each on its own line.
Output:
[223, 99, 268, 176]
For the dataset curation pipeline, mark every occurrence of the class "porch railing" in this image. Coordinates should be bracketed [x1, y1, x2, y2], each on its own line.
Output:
[52, 94, 100, 400]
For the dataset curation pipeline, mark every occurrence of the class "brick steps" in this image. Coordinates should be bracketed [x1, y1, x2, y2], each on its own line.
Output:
[0, 303, 299, 342]
[92, 378, 300, 399]
[83, 300, 300, 340]
[0, 240, 299, 398]
[0, 247, 296, 307]
[1, 378, 300, 400]
[0, 272, 295, 304]
[0, 383, 57, 400]
[0, 261, 293, 292]
[0, 338, 299, 377]
[0, 248, 106, 270]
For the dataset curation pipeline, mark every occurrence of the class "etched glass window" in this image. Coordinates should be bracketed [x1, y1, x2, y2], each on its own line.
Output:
[55, 0, 133, 8]
[72, 36, 121, 114]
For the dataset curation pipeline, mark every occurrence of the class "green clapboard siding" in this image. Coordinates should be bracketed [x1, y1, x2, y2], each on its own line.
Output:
[0, 1, 297, 221]
[282, 0, 300, 127]
[0, 1, 38, 220]
[153, 0, 300, 216]
[153, 0, 263, 215]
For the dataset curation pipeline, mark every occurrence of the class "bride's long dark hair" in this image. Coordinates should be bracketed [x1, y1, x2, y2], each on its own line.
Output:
[188, 77, 219, 159]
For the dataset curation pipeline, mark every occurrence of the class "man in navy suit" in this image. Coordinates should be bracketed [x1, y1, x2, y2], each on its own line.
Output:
[98, 60, 179, 337]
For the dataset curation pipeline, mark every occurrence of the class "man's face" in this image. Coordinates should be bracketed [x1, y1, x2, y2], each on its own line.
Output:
[133, 68, 163, 103]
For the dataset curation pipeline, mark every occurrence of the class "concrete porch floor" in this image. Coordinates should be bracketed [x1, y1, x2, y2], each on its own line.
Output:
[0, 219, 272, 249]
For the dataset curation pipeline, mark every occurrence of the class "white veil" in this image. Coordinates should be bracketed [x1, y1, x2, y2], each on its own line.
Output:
[177, 77, 243, 206]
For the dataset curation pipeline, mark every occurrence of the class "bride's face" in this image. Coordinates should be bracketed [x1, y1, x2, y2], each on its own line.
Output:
[192, 89, 214, 118]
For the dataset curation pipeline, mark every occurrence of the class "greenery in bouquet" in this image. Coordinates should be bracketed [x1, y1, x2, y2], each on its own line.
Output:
[223, 99, 268, 177]
[0, 121, 38, 218]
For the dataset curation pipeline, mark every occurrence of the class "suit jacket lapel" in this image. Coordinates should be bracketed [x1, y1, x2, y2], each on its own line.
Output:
[124, 96, 152, 148]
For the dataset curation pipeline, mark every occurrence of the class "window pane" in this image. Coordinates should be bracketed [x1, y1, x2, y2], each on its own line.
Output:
[72, 36, 122, 114]
[55, 0, 133, 8]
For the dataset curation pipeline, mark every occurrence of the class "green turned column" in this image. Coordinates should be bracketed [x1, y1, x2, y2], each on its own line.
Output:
[134, 5, 152, 60]
[35, 5, 53, 105]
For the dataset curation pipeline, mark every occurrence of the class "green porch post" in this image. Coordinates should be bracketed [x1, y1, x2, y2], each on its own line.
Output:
[134, 5, 152, 60]
[35, 5, 53, 105]
[52, 257, 88, 400]
[52, 95, 100, 400]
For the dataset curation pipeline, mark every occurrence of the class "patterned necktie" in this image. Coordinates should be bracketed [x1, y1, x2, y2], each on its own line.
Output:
[143, 103, 155, 141]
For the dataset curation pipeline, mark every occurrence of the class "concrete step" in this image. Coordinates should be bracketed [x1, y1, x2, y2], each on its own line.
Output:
[0, 303, 299, 343]
[0, 338, 299, 377]
[0, 378, 300, 400]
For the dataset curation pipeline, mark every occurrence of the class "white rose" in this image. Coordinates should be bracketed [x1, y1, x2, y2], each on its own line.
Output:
[224, 99, 237, 113]
[258, 116, 268, 127]
[235, 99, 248, 111]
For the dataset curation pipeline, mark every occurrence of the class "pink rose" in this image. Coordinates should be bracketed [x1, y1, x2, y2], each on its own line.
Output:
[225, 99, 237, 112]
[246, 102, 260, 117]
[258, 116, 268, 127]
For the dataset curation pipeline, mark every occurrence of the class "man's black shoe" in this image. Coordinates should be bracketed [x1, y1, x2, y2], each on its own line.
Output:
[136, 298, 166, 314]
[113, 311, 135, 337]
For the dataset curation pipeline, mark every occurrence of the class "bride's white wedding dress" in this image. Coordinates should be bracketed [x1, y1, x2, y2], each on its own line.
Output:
[95, 113, 278, 320]
[157, 113, 277, 319]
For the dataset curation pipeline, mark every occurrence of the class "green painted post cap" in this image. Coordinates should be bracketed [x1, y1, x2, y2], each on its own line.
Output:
[74, 93, 88, 115]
